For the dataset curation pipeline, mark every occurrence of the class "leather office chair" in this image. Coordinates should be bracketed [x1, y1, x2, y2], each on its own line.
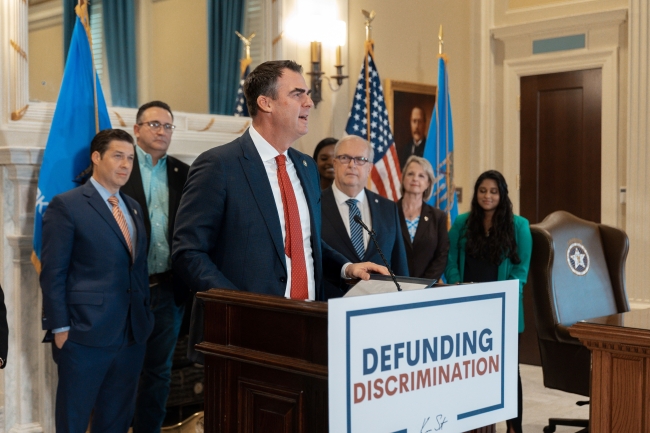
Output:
[529, 211, 629, 433]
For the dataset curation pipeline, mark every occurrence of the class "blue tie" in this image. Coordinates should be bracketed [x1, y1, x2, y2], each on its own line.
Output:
[347, 199, 365, 260]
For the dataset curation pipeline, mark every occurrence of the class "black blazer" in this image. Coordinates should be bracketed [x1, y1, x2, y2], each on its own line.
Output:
[121, 150, 189, 303]
[0, 285, 7, 368]
[397, 199, 449, 280]
[321, 186, 409, 297]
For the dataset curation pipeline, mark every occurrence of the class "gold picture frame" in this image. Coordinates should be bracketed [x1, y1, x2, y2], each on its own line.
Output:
[384, 79, 437, 169]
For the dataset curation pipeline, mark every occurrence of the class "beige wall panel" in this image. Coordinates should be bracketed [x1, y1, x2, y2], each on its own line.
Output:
[28, 24, 63, 103]
[347, 0, 473, 211]
[150, 0, 208, 114]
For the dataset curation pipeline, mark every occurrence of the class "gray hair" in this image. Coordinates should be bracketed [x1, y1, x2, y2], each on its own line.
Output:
[400, 155, 435, 201]
[334, 135, 375, 162]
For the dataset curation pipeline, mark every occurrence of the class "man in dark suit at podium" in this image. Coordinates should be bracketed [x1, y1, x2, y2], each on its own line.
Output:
[321, 135, 409, 297]
[172, 60, 388, 362]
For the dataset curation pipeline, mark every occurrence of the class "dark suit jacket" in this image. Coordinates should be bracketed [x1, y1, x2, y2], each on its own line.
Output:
[121, 150, 190, 303]
[321, 187, 409, 297]
[397, 199, 449, 280]
[0, 285, 7, 368]
[40, 181, 154, 347]
[397, 136, 426, 169]
[172, 130, 348, 362]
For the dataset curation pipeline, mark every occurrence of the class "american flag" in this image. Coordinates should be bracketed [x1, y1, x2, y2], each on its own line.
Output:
[345, 41, 402, 201]
[234, 65, 250, 117]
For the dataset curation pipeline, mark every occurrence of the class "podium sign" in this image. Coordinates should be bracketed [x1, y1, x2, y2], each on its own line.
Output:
[328, 281, 519, 433]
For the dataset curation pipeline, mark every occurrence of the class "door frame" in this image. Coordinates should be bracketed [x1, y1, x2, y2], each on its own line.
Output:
[504, 48, 618, 225]
[486, 8, 627, 227]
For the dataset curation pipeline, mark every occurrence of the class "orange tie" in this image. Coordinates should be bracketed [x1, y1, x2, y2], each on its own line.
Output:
[108, 196, 133, 257]
[275, 155, 308, 300]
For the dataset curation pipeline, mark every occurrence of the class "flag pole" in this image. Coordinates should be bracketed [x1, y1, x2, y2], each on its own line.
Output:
[362, 10, 375, 143]
[75, 0, 100, 134]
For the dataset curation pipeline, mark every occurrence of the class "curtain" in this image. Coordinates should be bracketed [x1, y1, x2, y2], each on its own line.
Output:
[208, 0, 246, 115]
[103, 0, 138, 107]
[63, 0, 82, 63]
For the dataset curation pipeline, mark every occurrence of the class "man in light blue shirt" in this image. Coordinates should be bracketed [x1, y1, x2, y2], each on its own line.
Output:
[122, 101, 190, 432]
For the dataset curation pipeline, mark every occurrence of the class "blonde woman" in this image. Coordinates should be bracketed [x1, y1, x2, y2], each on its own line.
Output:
[397, 156, 449, 280]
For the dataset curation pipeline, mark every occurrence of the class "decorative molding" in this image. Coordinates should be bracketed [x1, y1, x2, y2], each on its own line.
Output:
[7, 422, 44, 433]
[27, 1, 62, 32]
[491, 8, 627, 41]
[9, 40, 27, 61]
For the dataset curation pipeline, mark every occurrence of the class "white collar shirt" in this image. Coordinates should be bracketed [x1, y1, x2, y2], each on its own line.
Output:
[248, 125, 316, 300]
[331, 183, 372, 251]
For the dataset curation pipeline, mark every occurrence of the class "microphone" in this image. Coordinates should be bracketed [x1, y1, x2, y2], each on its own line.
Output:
[353, 215, 401, 292]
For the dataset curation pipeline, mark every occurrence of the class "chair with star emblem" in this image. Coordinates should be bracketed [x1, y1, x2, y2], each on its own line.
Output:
[529, 210, 629, 433]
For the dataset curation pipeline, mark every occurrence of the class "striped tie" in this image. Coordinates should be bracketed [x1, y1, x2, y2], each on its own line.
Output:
[108, 196, 133, 257]
[346, 199, 365, 260]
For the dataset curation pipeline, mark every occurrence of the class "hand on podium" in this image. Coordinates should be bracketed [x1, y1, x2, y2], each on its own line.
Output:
[345, 262, 389, 281]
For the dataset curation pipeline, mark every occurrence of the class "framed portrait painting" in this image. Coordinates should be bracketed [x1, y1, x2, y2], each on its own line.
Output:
[384, 80, 437, 170]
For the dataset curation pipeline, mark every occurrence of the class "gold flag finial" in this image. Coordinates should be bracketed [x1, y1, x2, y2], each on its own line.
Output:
[235, 31, 256, 75]
[235, 31, 256, 60]
[362, 10, 376, 42]
[438, 24, 444, 55]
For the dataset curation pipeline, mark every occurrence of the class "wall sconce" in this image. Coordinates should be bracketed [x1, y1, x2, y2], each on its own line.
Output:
[302, 19, 348, 107]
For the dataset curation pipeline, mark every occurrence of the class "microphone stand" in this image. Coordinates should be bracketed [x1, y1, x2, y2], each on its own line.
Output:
[353, 215, 401, 292]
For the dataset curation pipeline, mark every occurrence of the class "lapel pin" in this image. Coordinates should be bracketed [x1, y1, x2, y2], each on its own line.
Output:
[174, 167, 179, 172]
[134, 209, 138, 215]
[424, 216, 429, 221]
[375, 199, 379, 203]
[303, 160, 308, 167]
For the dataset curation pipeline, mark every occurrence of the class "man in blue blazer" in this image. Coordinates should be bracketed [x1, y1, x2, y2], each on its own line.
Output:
[41, 129, 154, 433]
[172, 60, 387, 362]
[321, 135, 409, 297]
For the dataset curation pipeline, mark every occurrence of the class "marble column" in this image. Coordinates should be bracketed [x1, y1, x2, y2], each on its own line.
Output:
[0, 149, 53, 433]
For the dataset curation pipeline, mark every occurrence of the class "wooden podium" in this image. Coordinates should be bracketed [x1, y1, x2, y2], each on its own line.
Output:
[569, 308, 650, 433]
[195, 289, 329, 433]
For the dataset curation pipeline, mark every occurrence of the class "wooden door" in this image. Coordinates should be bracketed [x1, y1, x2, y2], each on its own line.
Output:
[519, 68, 602, 365]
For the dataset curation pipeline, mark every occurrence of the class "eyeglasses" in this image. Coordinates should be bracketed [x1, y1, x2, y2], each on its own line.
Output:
[137, 121, 176, 132]
[334, 155, 370, 166]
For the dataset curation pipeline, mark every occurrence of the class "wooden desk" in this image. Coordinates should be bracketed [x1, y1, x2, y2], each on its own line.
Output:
[569, 308, 650, 432]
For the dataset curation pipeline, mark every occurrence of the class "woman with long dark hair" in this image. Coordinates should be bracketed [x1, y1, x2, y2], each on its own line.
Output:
[446, 170, 532, 433]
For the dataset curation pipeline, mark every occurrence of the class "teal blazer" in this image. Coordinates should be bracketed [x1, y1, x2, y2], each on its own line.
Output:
[445, 212, 532, 333]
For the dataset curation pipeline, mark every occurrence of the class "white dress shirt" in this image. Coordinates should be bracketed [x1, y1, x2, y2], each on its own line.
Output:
[331, 183, 372, 251]
[248, 125, 316, 300]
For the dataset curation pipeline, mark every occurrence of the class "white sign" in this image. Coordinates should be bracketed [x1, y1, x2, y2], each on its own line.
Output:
[328, 281, 519, 433]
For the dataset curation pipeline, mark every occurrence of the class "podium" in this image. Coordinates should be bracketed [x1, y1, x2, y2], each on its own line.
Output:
[196, 289, 329, 433]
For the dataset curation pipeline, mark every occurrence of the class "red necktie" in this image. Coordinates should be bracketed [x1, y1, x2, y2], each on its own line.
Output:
[275, 155, 308, 300]
[108, 196, 133, 257]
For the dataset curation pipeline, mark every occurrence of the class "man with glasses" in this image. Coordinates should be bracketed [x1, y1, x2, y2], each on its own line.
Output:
[122, 101, 189, 433]
[321, 135, 409, 298]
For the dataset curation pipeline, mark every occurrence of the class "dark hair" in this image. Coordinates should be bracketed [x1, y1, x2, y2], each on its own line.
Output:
[243, 60, 303, 117]
[76, 129, 134, 182]
[464, 170, 520, 265]
[136, 100, 174, 123]
[313, 137, 338, 160]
